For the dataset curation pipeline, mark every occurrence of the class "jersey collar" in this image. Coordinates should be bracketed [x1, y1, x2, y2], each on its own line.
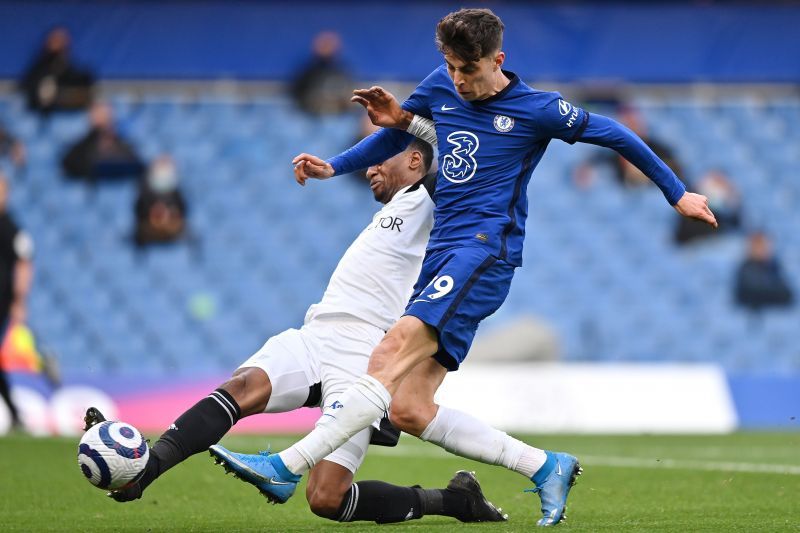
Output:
[469, 70, 519, 106]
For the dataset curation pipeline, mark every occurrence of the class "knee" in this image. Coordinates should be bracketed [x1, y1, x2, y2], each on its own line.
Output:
[388, 400, 436, 437]
[306, 483, 348, 520]
[219, 368, 270, 417]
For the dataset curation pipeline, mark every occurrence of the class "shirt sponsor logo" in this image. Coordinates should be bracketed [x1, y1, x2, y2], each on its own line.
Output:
[442, 131, 479, 184]
[370, 216, 404, 232]
[558, 99, 572, 116]
[493, 114, 514, 132]
[566, 106, 579, 128]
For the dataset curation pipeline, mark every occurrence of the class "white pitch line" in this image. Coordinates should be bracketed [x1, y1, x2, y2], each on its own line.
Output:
[368, 445, 800, 475]
[577, 455, 800, 475]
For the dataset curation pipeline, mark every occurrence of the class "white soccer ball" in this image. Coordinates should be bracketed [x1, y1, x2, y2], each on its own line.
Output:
[77, 421, 149, 490]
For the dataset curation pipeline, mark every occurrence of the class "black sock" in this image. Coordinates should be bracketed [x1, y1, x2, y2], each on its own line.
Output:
[336, 481, 424, 524]
[139, 389, 241, 491]
[0, 370, 20, 424]
[416, 488, 471, 521]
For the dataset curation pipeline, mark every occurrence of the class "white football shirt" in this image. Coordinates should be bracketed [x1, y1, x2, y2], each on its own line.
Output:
[306, 176, 435, 331]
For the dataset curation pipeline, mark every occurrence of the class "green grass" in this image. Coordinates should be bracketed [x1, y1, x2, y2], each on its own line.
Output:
[1, 433, 798, 532]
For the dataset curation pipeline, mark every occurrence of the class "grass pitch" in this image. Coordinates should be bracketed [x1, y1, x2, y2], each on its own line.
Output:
[1, 433, 798, 532]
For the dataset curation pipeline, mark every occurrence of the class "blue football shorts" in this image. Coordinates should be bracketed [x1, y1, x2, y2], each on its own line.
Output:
[403, 246, 515, 370]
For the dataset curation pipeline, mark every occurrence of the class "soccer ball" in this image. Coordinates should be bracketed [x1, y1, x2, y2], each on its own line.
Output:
[77, 420, 149, 490]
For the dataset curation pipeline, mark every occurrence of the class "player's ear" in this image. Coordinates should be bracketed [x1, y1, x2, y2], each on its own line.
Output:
[494, 51, 505, 70]
[408, 150, 422, 171]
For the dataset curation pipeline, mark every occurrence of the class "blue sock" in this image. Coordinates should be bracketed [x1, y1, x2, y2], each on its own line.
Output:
[268, 453, 302, 482]
[531, 451, 556, 486]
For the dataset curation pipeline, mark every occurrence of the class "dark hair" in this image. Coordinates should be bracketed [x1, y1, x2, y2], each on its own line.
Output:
[435, 8, 504, 63]
[408, 138, 434, 175]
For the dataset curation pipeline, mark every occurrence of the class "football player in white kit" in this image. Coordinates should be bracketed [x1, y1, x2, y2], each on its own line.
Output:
[109, 138, 506, 525]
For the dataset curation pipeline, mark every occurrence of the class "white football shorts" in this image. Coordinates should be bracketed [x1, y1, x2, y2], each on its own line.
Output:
[238, 314, 385, 473]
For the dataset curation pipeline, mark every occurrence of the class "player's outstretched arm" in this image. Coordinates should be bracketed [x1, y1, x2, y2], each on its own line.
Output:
[574, 112, 717, 227]
[291, 128, 415, 187]
[352, 86, 414, 130]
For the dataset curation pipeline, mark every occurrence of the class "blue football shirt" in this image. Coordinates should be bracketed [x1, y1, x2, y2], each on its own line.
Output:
[328, 65, 686, 267]
[401, 65, 595, 266]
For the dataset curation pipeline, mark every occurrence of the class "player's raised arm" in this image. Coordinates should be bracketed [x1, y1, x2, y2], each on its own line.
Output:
[291, 127, 414, 187]
[538, 96, 717, 228]
[352, 86, 438, 147]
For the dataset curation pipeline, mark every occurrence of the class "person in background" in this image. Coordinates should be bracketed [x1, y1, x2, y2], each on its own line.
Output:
[134, 155, 188, 247]
[0, 173, 34, 431]
[290, 31, 353, 115]
[61, 102, 144, 181]
[0, 123, 26, 169]
[675, 169, 742, 244]
[734, 231, 793, 312]
[19, 26, 94, 114]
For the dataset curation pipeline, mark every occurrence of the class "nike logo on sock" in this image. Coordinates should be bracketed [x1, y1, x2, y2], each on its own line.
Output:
[555, 462, 562, 476]
[404, 507, 414, 521]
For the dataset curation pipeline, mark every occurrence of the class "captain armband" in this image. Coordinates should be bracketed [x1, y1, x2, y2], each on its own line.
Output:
[406, 115, 438, 147]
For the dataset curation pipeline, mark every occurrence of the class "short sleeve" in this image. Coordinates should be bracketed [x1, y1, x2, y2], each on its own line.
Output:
[535, 93, 589, 144]
[401, 66, 444, 120]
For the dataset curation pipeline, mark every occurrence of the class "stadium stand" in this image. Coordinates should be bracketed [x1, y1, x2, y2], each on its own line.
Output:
[2, 89, 798, 379]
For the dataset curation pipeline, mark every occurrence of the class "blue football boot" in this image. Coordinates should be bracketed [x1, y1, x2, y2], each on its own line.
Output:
[527, 451, 582, 526]
[209, 445, 301, 504]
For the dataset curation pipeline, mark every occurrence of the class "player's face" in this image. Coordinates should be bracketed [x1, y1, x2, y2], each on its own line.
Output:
[444, 52, 503, 101]
[365, 152, 410, 204]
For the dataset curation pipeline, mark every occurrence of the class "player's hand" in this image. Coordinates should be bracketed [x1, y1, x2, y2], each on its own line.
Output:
[351, 86, 413, 129]
[674, 192, 718, 228]
[292, 153, 335, 186]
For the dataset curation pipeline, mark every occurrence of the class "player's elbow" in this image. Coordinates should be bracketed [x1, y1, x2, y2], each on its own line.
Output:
[306, 483, 348, 520]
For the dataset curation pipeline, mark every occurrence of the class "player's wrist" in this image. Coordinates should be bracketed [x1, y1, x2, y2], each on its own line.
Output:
[397, 111, 414, 130]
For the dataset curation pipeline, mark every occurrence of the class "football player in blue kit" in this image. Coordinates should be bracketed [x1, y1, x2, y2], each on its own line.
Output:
[214, 8, 718, 526]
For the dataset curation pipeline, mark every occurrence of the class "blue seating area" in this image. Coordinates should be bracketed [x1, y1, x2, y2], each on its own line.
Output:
[2, 89, 798, 379]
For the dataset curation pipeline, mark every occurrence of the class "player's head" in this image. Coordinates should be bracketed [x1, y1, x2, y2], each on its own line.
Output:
[366, 139, 433, 204]
[435, 8, 505, 101]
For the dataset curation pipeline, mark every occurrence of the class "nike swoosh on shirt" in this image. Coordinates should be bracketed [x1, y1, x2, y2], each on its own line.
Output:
[441, 104, 457, 111]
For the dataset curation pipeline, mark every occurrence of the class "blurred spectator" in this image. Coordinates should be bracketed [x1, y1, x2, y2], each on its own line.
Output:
[134, 155, 188, 247]
[61, 102, 144, 181]
[290, 31, 353, 115]
[0, 123, 26, 168]
[0, 173, 34, 430]
[575, 106, 683, 189]
[734, 231, 793, 311]
[19, 27, 94, 114]
[675, 169, 742, 244]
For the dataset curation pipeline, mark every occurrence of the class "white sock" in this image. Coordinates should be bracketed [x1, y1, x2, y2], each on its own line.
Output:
[279, 375, 391, 474]
[419, 405, 547, 479]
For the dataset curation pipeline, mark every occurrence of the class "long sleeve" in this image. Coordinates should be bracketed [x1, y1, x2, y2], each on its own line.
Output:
[577, 113, 686, 205]
[327, 128, 414, 176]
